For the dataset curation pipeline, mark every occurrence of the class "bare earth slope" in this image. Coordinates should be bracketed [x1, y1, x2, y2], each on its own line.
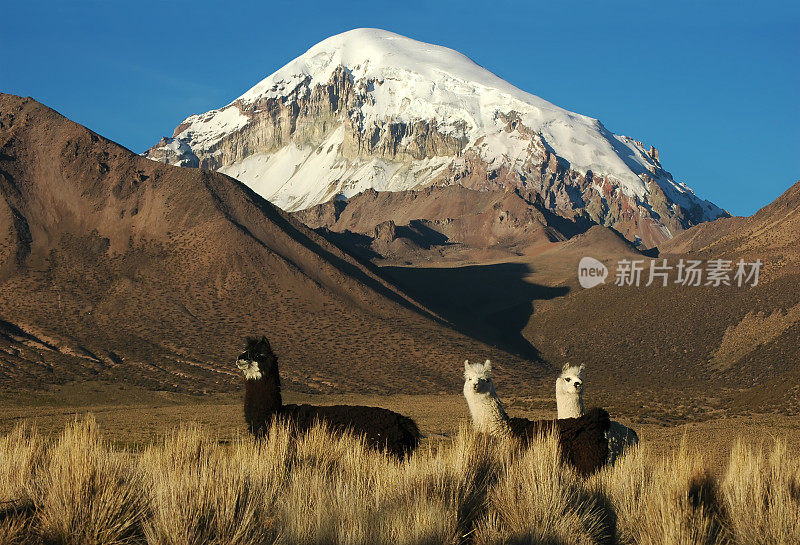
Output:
[293, 185, 589, 265]
[291, 184, 653, 396]
[661, 180, 800, 272]
[525, 181, 800, 416]
[0, 94, 539, 393]
[297, 175, 800, 418]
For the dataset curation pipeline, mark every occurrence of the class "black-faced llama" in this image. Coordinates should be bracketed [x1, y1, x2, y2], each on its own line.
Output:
[236, 336, 421, 458]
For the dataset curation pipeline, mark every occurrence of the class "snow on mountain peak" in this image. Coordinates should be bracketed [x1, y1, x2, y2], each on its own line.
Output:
[239, 28, 558, 110]
[234, 29, 641, 193]
[146, 28, 727, 248]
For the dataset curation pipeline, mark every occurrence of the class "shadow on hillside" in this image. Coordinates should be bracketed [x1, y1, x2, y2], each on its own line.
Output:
[381, 262, 569, 361]
[396, 220, 450, 249]
[316, 229, 383, 261]
[222, 179, 447, 325]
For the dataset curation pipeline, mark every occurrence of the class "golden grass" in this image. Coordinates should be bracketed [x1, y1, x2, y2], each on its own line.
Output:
[721, 440, 800, 544]
[1, 417, 798, 544]
[141, 423, 288, 545]
[590, 439, 727, 545]
[31, 416, 145, 545]
[476, 431, 607, 545]
[0, 424, 42, 544]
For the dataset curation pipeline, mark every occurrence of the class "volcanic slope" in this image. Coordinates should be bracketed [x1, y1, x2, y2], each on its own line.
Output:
[525, 181, 800, 416]
[297, 175, 800, 418]
[146, 28, 725, 248]
[0, 93, 538, 393]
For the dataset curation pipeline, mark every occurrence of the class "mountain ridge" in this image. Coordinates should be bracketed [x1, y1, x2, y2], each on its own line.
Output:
[0, 93, 537, 393]
[145, 28, 726, 249]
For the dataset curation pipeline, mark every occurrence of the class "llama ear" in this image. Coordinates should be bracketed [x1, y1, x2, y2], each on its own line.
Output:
[464, 360, 471, 372]
[578, 364, 585, 373]
[484, 359, 492, 373]
[245, 337, 260, 353]
[562, 362, 571, 373]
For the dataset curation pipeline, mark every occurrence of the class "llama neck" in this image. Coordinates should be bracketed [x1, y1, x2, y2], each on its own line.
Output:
[464, 386, 510, 436]
[556, 391, 584, 419]
[244, 361, 282, 436]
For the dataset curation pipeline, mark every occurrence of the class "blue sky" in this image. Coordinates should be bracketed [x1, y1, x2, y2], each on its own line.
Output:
[1, 0, 797, 216]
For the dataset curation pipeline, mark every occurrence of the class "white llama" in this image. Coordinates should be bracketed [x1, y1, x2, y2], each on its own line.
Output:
[462, 359, 511, 437]
[463, 359, 612, 476]
[556, 363, 639, 464]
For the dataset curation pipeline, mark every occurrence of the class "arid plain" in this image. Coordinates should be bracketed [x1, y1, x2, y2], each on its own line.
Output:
[3, 382, 799, 477]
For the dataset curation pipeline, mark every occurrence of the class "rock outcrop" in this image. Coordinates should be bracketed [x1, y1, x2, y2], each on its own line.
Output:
[1, 92, 536, 393]
[145, 28, 726, 248]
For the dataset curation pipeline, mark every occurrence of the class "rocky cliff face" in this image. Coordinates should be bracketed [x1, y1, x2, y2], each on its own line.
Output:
[293, 185, 583, 266]
[145, 28, 726, 248]
[2, 92, 538, 393]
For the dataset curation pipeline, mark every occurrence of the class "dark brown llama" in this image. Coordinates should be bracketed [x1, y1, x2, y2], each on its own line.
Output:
[236, 337, 421, 458]
[508, 409, 611, 476]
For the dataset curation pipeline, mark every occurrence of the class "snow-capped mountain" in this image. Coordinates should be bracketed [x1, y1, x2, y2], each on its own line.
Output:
[145, 28, 726, 247]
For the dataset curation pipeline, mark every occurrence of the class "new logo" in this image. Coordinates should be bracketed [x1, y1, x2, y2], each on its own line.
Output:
[578, 257, 608, 289]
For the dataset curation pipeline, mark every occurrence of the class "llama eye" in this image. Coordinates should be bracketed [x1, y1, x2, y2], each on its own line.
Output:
[565, 378, 571, 382]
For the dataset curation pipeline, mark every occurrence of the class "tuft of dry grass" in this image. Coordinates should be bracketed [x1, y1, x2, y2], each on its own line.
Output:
[721, 439, 800, 544]
[31, 416, 145, 545]
[476, 431, 606, 545]
[591, 438, 727, 545]
[1, 416, 800, 544]
[0, 423, 43, 544]
[272, 422, 495, 544]
[141, 421, 290, 545]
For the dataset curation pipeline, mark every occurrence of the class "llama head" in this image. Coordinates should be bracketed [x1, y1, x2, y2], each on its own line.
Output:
[463, 359, 496, 397]
[555, 363, 585, 418]
[236, 336, 276, 381]
[556, 362, 584, 395]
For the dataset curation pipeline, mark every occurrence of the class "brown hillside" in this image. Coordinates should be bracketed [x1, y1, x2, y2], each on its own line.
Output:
[0, 94, 540, 394]
[296, 175, 800, 417]
[525, 182, 800, 415]
[661, 180, 800, 271]
[293, 185, 601, 265]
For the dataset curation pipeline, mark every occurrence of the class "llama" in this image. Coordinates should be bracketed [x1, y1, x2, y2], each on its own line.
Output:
[235, 336, 421, 458]
[462, 358, 511, 436]
[463, 359, 609, 476]
[556, 363, 639, 464]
